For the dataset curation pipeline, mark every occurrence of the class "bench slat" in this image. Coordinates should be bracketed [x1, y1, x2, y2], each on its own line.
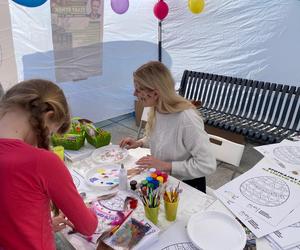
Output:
[179, 70, 299, 144]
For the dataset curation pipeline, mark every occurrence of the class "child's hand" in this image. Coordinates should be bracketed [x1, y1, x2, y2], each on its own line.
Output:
[52, 211, 74, 232]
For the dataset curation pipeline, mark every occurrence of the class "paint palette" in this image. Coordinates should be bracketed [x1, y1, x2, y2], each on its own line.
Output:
[91, 145, 128, 164]
[85, 164, 120, 189]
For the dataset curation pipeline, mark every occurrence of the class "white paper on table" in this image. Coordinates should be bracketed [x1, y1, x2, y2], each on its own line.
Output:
[216, 158, 300, 226]
[215, 158, 300, 238]
[265, 236, 300, 250]
[151, 219, 198, 250]
[69, 168, 91, 193]
[216, 189, 300, 238]
[255, 141, 300, 173]
[266, 221, 300, 250]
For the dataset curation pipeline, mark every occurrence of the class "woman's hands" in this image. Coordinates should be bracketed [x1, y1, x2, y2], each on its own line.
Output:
[136, 155, 172, 173]
[52, 211, 74, 232]
[119, 137, 142, 149]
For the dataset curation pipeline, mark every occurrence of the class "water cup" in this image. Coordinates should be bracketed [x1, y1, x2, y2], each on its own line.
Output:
[164, 199, 179, 221]
[52, 146, 64, 161]
[144, 205, 160, 225]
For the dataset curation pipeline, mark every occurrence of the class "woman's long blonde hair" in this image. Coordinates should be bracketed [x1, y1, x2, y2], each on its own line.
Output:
[133, 61, 194, 136]
[0, 79, 70, 149]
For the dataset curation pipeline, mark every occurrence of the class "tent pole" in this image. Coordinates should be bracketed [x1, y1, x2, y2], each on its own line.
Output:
[158, 20, 162, 62]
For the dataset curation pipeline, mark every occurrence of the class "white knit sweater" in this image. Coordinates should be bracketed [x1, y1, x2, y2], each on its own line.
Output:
[141, 109, 216, 180]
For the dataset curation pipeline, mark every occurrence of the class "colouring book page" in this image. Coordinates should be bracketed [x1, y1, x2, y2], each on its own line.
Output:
[72, 192, 129, 244]
[266, 222, 300, 250]
[255, 141, 300, 173]
[215, 188, 300, 238]
[70, 169, 91, 192]
[266, 237, 300, 250]
[216, 158, 300, 227]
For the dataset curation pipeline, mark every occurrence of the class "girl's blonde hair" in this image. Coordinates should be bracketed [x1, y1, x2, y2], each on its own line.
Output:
[133, 61, 194, 135]
[0, 79, 70, 149]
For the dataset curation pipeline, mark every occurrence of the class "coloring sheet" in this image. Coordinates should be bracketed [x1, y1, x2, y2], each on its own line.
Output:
[215, 158, 300, 237]
[216, 188, 300, 238]
[255, 140, 300, 174]
[266, 237, 300, 250]
[266, 221, 300, 250]
[70, 168, 91, 192]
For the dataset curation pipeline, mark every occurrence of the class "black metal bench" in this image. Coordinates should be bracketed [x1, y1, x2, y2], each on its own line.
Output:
[179, 70, 300, 144]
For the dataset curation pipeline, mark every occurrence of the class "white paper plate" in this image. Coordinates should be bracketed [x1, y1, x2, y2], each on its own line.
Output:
[91, 145, 128, 164]
[187, 211, 246, 250]
[85, 164, 120, 189]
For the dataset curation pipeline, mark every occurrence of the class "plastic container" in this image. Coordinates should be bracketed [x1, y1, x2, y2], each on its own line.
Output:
[118, 164, 128, 191]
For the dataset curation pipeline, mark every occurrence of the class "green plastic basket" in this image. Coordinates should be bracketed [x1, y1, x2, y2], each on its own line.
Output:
[51, 133, 85, 150]
[85, 124, 111, 148]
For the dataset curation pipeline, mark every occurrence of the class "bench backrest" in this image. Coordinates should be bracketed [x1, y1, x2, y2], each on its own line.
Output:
[179, 70, 300, 132]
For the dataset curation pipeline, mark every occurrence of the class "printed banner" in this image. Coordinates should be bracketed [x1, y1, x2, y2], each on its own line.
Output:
[51, 0, 103, 82]
[0, 0, 18, 90]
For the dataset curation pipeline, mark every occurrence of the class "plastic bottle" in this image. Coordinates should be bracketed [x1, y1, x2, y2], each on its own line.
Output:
[118, 163, 128, 191]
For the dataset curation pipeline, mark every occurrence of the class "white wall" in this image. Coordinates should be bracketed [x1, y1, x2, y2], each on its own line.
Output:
[8, 0, 300, 123]
[163, 0, 300, 87]
[9, 0, 164, 122]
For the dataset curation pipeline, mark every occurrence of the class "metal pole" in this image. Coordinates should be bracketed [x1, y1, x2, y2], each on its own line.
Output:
[158, 20, 162, 62]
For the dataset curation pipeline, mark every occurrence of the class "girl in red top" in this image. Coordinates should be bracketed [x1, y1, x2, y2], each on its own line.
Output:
[0, 79, 98, 250]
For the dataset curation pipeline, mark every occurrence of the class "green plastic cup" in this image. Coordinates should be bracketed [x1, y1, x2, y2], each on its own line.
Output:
[144, 205, 160, 225]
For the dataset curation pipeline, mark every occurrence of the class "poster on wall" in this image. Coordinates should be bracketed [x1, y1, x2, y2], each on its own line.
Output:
[0, 1, 18, 90]
[51, 0, 103, 82]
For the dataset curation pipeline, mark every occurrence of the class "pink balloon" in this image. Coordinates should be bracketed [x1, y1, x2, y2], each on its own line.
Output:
[111, 0, 129, 14]
[153, 0, 169, 21]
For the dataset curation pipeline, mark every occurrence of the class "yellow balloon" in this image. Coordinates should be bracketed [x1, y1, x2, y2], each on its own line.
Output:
[188, 0, 205, 14]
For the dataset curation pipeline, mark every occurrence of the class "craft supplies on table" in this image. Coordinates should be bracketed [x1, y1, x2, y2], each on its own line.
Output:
[137, 170, 168, 225]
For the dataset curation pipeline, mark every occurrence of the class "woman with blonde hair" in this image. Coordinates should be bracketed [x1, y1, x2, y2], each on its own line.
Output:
[120, 61, 216, 192]
[0, 79, 97, 250]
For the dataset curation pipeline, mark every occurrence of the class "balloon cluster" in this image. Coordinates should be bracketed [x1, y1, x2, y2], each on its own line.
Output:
[12, 0, 205, 18]
[153, 0, 205, 20]
[110, 0, 205, 18]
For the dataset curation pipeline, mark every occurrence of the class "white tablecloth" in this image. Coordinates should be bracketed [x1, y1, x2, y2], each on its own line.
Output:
[63, 147, 270, 250]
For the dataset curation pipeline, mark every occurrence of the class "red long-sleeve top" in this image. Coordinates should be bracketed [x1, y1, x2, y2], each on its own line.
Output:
[0, 138, 98, 250]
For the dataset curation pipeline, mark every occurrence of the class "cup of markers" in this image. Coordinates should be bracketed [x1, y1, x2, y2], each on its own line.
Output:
[164, 182, 182, 221]
[137, 169, 168, 225]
